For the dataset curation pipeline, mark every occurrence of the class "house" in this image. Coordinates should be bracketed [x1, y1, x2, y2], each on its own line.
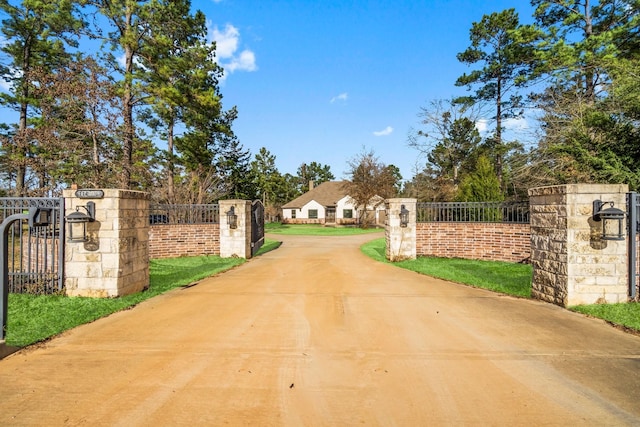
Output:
[281, 181, 386, 225]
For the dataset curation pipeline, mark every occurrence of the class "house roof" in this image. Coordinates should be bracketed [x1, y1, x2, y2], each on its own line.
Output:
[282, 181, 349, 209]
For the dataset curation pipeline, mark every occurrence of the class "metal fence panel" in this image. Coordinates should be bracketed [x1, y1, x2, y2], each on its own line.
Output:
[0, 197, 65, 294]
[251, 200, 265, 256]
[149, 204, 219, 225]
[416, 201, 530, 224]
[627, 192, 639, 300]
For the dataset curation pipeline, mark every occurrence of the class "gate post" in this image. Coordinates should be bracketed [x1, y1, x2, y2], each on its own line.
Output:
[385, 198, 417, 262]
[529, 184, 628, 307]
[63, 189, 150, 297]
[219, 200, 252, 259]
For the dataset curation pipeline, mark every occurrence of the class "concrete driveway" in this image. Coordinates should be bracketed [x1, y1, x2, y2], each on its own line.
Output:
[1, 233, 640, 426]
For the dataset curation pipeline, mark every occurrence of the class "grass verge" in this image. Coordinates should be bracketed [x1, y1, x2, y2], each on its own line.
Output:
[569, 303, 640, 332]
[5, 238, 280, 348]
[361, 238, 532, 298]
[265, 222, 383, 236]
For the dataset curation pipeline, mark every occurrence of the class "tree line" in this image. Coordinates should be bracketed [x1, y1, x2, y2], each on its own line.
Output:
[0, 0, 341, 208]
[406, 0, 640, 202]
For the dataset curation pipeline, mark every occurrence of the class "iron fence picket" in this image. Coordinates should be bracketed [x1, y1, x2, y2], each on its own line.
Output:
[149, 204, 219, 225]
[0, 197, 65, 294]
[416, 201, 530, 224]
[627, 192, 639, 300]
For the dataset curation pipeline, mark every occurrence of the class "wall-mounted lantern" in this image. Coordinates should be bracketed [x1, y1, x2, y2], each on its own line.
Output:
[66, 201, 95, 242]
[593, 200, 626, 241]
[400, 204, 409, 228]
[226, 206, 238, 229]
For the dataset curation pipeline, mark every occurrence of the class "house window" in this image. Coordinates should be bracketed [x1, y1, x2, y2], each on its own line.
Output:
[308, 209, 318, 219]
[291, 209, 296, 219]
[343, 209, 353, 219]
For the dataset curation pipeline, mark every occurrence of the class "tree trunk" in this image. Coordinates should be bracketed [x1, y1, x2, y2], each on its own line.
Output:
[495, 74, 504, 191]
[121, 7, 135, 189]
[167, 115, 175, 203]
[15, 43, 32, 196]
[582, 0, 596, 103]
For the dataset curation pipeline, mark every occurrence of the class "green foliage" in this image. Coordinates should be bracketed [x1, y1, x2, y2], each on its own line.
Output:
[0, 0, 236, 194]
[428, 116, 481, 183]
[139, 0, 226, 202]
[407, 100, 485, 200]
[515, 0, 640, 189]
[457, 155, 504, 202]
[218, 135, 255, 200]
[0, 0, 85, 194]
[251, 147, 280, 204]
[277, 173, 301, 205]
[411, 1, 640, 196]
[455, 8, 532, 153]
[296, 162, 335, 194]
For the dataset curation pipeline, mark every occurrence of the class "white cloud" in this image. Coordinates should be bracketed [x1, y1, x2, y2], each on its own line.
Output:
[212, 24, 239, 59]
[211, 23, 257, 78]
[475, 119, 489, 134]
[373, 126, 393, 137]
[330, 92, 348, 103]
[0, 65, 19, 92]
[0, 38, 12, 91]
[0, 78, 11, 92]
[225, 49, 257, 73]
[503, 117, 529, 131]
[475, 117, 530, 136]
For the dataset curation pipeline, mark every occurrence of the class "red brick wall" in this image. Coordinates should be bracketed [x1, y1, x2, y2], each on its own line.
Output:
[282, 218, 324, 225]
[282, 218, 359, 225]
[416, 222, 531, 263]
[149, 224, 220, 259]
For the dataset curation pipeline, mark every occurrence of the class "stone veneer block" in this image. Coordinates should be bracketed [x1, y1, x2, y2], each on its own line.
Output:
[528, 184, 628, 307]
[219, 200, 252, 259]
[63, 189, 150, 297]
[386, 198, 417, 262]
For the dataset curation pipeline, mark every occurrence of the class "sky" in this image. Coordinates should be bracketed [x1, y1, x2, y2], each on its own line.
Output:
[205, 0, 537, 182]
[0, 0, 538, 183]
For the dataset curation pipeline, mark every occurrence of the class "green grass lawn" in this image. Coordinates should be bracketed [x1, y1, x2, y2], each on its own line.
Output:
[265, 222, 383, 236]
[570, 303, 640, 332]
[361, 238, 532, 297]
[4, 238, 280, 348]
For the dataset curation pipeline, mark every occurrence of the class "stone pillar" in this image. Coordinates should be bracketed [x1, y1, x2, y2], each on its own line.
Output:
[529, 184, 628, 307]
[219, 200, 252, 259]
[63, 189, 149, 297]
[386, 198, 417, 262]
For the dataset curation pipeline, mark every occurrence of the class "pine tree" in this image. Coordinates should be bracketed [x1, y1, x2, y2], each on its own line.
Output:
[455, 8, 533, 190]
[457, 155, 503, 202]
[0, 0, 84, 194]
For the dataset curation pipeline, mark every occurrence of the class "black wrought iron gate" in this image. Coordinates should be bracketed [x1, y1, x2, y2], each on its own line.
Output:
[0, 198, 65, 294]
[251, 200, 264, 257]
[627, 192, 639, 300]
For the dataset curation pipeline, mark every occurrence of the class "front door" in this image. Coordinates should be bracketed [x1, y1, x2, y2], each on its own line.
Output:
[326, 207, 336, 224]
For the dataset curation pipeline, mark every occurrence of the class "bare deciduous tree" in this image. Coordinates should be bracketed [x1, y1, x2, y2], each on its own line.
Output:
[343, 148, 398, 228]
